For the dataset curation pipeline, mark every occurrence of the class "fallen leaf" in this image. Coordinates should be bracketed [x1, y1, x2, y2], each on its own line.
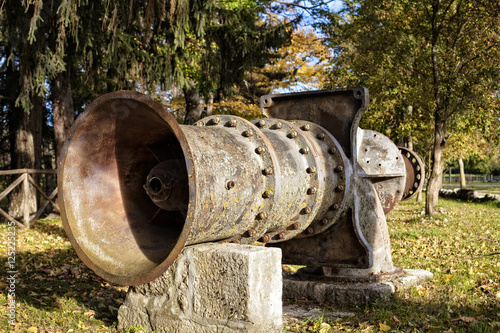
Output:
[319, 322, 331, 333]
[27, 327, 38, 333]
[453, 316, 477, 324]
[84, 309, 95, 317]
[379, 322, 391, 331]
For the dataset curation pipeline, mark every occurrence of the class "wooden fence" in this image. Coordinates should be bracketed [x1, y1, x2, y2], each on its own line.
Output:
[0, 169, 58, 228]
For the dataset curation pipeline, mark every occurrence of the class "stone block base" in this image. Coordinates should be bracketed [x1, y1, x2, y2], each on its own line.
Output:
[283, 269, 433, 307]
[118, 243, 282, 333]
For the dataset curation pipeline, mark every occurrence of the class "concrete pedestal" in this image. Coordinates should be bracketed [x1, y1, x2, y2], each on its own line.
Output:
[283, 269, 433, 307]
[117, 243, 282, 333]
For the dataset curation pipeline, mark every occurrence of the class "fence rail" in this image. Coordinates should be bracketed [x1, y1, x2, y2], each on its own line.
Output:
[443, 174, 500, 183]
[0, 169, 58, 228]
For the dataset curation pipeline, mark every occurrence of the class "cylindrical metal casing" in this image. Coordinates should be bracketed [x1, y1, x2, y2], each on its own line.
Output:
[58, 91, 348, 285]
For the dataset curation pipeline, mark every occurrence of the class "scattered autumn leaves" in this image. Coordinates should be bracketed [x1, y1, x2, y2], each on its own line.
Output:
[283, 198, 500, 332]
[1, 197, 499, 332]
[0, 218, 126, 332]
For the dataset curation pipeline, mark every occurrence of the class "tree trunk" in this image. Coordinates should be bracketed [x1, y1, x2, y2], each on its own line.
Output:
[8, 95, 43, 225]
[458, 158, 466, 189]
[183, 82, 206, 125]
[425, 120, 446, 216]
[407, 105, 414, 150]
[52, 70, 75, 162]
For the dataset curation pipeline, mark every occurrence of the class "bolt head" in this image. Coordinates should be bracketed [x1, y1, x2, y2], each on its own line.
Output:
[257, 212, 268, 220]
[301, 124, 311, 131]
[320, 218, 328, 225]
[306, 227, 314, 234]
[317, 133, 326, 140]
[288, 130, 298, 139]
[257, 119, 266, 127]
[292, 222, 300, 230]
[261, 235, 270, 242]
[255, 146, 265, 154]
[302, 206, 312, 214]
[299, 147, 310, 155]
[278, 232, 285, 239]
[274, 121, 283, 129]
[307, 187, 317, 195]
[243, 130, 254, 137]
[263, 167, 274, 176]
[330, 203, 340, 210]
[336, 184, 345, 192]
[262, 190, 272, 198]
[227, 119, 237, 127]
[328, 147, 337, 154]
[248, 229, 256, 237]
[335, 165, 344, 172]
[225, 180, 235, 190]
[306, 166, 317, 174]
[211, 116, 220, 125]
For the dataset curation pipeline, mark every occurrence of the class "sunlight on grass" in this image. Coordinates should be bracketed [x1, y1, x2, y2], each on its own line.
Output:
[1, 198, 499, 332]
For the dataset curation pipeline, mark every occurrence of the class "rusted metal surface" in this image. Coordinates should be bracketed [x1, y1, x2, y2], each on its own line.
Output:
[399, 146, 425, 200]
[59, 88, 423, 286]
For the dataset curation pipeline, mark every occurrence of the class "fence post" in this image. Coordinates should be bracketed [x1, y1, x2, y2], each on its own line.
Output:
[23, 172, 30, 228]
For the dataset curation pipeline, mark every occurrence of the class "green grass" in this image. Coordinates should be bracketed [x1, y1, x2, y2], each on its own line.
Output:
[1, 198, 500, 332]
[283, 198, 500, 332]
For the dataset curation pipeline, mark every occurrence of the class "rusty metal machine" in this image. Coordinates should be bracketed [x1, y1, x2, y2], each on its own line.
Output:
[58, 88, 424, 286]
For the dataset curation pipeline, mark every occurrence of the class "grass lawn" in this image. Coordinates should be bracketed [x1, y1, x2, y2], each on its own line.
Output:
[1, 198, 500, 332]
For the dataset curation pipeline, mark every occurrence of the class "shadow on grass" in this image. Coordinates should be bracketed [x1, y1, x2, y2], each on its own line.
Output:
[1, 220, 126, 325]
[360, 291, 500, 332]
[284, 289, 500, 332]
[30, 217, 69, 240]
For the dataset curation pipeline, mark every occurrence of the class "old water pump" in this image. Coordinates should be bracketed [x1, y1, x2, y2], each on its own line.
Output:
[58, 88, 424, 286]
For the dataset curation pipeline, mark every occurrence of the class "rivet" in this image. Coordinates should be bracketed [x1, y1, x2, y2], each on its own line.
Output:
[317, 133, 326, 141]
[330, 203, 340, 210]
[274, 121, 283, 129]
[306, 227, 314, 234]
[320, 218, 329, 225]
[299, 147, 310, 155]
[291, 222, 300, 230]
[306, 166, 317, 174]
[261, 235, 270, 243]
[243, 130, 254, 137]
[257, 212, 268, 220]
[278, 232, 285, 239]
[257, 119, 266, 127]
[248, 229, 256, 237]
[225, 180, 235, 190]
[263, 167, 274, 176]
[307, 187, 317, 195]
[262, 190, 272, 198]
[301, 124, 311, 131]
[302, 206, 312, 214]
[328, 147, 337, 154]
[194, 122, 204, 127]
[336, 185, 345, 192]
[335, 165, 344, 172]
[288, 130, 298, 139]
[211, 116, 220, 125]
[255, 146, 266, 154]
[227, 119, 237, 127]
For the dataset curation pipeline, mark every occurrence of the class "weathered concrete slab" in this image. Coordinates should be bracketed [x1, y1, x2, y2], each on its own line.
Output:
[118, 243, 282, 333]
[283, 269, 433, 307]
